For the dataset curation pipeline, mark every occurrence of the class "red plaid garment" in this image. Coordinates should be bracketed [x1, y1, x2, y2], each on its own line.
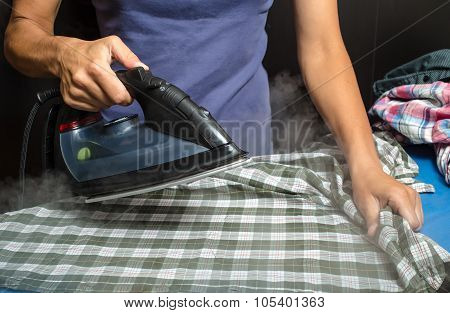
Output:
[369, 82, 450, 184]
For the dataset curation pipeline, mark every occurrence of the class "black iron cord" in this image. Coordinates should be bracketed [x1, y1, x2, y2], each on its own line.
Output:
[18, 88, 60, 209]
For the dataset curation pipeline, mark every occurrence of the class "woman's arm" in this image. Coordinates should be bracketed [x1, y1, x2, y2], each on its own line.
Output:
[292, 0, 423, 235]
[4, 0, 147, 111]
[4, 0, 62, 77]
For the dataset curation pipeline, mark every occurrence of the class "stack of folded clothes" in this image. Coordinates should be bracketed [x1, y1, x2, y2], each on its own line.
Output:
[369, 50, 450, 184]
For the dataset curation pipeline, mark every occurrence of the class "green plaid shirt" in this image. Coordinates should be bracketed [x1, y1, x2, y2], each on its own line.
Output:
[0, 128, 448, 292]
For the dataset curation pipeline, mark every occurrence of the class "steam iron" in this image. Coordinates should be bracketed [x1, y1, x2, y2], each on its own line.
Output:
[25, 67, 248, 203]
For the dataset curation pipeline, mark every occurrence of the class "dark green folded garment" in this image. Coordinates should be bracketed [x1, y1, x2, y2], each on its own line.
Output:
[373, 49, 450, 98]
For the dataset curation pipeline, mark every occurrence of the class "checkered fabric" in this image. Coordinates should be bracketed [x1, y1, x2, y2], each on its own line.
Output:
[0, 126, 448, 292]
[369, 82, 450, 184]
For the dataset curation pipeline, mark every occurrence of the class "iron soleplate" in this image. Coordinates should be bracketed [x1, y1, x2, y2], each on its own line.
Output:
[84, 157, 251, 203]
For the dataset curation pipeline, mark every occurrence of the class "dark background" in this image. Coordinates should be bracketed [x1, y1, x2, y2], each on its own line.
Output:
[1, 0, 449, 180]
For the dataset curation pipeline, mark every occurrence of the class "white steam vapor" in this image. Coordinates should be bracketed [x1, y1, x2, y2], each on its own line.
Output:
[0, 172, 73, 213]
[269, 71, 328, 153]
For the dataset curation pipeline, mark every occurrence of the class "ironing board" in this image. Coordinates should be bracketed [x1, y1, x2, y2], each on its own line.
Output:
[405, 145, 450, 252]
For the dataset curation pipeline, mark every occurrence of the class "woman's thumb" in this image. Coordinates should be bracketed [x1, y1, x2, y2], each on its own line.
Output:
[108, 36, 149, 70]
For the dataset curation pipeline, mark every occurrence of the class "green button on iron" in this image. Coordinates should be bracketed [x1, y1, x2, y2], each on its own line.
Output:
[77, 147, 91, 161]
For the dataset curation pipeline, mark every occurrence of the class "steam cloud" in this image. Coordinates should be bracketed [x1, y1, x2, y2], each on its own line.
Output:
[0, 172, 73, 214]
[270, 71, 326, 153]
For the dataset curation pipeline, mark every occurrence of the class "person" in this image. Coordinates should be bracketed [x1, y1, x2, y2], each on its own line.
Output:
[4, 0, 423, 236]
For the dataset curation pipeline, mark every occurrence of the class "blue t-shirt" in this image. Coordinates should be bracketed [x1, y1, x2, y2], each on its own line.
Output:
[91, 0, 274, 155]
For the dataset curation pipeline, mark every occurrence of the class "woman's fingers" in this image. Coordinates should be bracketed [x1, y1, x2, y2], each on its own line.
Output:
[61, 78, 109, 111]
[60, 95, 100, 112]
[388, 189, 422, 231]
[70, 86, 111, 110]
[414, 191, 424, 228]
[71, 69, 115, 107]
[355, 194, 381, 237]
[89, 62, 133, 105]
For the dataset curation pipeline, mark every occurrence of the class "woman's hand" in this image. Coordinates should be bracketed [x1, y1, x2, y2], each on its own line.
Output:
[5, 1, 148, 112]
[351, 167, 423, 237]
[55, 36, 148, 111]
